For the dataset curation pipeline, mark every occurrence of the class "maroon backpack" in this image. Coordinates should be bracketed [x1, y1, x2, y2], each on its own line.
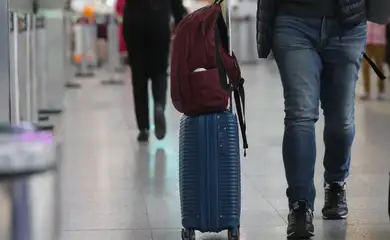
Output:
[170, 0, 247, 152]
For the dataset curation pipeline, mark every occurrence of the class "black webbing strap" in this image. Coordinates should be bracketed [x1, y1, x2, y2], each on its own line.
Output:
[233, 79, 248, 156]
[214, 18, 231, 91]
[363, 53, 387, 80]
[214, 17, 248, 156]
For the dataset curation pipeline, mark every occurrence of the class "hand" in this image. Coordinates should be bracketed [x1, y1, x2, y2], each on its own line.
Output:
[116, 15, 123, 24]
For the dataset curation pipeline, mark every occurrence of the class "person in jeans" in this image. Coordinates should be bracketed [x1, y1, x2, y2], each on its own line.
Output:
[361, 22, 387, 101]
[256, 0, 366, 238]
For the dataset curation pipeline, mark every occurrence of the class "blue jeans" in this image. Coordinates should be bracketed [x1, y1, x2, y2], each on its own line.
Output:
[272, 16, 366, 208]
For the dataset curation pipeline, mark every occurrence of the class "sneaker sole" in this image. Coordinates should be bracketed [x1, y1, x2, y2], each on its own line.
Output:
[322, 214, 348, 220]
[287, 230, 315, 239]
[154, 108, 166, 140]
[137, 138, 149, 143]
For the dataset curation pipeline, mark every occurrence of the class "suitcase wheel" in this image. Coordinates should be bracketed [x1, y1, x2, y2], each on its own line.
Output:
[228, 227, 240, 240]
[181, 228, 195, 240]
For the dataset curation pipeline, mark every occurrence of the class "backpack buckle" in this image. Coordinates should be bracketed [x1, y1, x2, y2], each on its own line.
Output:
[239, 77, 245, 86]
[213, 0, 224, 4]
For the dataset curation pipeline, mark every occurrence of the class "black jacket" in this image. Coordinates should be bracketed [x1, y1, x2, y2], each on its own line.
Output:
[256, 0, 367, 58]
[124, 0, 186, 24]
[386, 24, 390, 64]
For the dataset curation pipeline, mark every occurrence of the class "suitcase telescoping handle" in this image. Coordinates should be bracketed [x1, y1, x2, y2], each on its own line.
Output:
[223, 0, 234, 112]
[214, 0, 248, 156]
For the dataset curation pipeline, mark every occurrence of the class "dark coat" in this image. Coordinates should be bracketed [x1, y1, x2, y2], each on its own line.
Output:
[386, 24, 390, 64]
[256, 0, 367, 58]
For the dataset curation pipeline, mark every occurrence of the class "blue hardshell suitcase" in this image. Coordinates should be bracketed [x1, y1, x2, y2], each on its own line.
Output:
[179, 111, 241, 240]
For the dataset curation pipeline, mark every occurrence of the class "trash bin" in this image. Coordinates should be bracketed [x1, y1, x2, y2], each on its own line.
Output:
[0, 123, 59, 240]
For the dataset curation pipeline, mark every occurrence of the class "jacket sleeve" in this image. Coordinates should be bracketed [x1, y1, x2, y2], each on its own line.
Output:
[115, 0, 125, 15]
[170, 0, 187, 25]
[256, 0, 278, 58]
[386, 24, 390, 63]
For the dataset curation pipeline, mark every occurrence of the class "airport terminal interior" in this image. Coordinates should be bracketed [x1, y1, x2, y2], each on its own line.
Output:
[1, 0, 390, 239]
[59, 64, 390, 240]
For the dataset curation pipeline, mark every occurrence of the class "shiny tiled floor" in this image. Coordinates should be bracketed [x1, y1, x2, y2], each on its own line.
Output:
[59, 63, 390, 240]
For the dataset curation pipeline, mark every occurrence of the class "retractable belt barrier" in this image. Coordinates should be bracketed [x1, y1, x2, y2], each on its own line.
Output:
[70, 13, 124, 84]
[33, 14, 64, 120]
[230, 2, 258, 65]
[73, 16, 96, 77]
[9, 12, 22, 125]
[63, 11, 81, 88]
[37, 12, 68, 117]
[230, 15, 257, 64]
[5, 14, 61, 240]
[9, 12, 32, 126]
[101, 14, 124, 85]
[9, 11, 68, 132]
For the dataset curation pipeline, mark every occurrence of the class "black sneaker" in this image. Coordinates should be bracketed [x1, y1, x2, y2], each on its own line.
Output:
[322, 182, 348, 219]
[154, 104, 166, 140]
[287, 200, 315, 239]
[137, 130, 149, 142]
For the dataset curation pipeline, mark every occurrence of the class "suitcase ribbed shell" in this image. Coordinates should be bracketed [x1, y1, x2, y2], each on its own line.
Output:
[179, 112, 241, 233]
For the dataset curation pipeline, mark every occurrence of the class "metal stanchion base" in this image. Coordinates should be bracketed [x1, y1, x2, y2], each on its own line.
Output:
[38, 115, 49, 121]
[115, 67, 125, 73]
[65, 82, 81, 88]
[75, 72, 94, 78]
[101, 79, 125, 86]
[38, 109, 62, 115]
[36, 125, 55, 131]
[88, 64, 97, 70]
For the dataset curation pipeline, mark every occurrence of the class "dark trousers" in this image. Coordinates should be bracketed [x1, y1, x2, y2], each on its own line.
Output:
[123, 11, 170, 131]
[386, 24, 390, 65]
[272, 16, 366, 208]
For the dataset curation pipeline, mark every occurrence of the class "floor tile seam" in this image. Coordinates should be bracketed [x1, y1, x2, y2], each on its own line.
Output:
[61, 229, 152, 232]
[119, 92, 137, 134]
[310, 223, 390, 227]
[115, 79, 172, 237]
[140, 185, 154, 236]
[242, 174, 288, 223]
[60, 227, 152, 232]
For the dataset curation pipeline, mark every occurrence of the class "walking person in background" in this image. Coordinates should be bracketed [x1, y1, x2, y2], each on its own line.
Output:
[96, 23, 108, 67]
[115, 0, 127, 65]
[122, 0, 186, 142]
[361, 22, 387, 101]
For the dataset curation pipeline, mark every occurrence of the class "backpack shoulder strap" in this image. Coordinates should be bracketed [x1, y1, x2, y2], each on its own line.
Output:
[363, 53, 387, 80]
[214, 15, 232, 91]
[233, 78, 248, 156]
[214, 13, 248, 156]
